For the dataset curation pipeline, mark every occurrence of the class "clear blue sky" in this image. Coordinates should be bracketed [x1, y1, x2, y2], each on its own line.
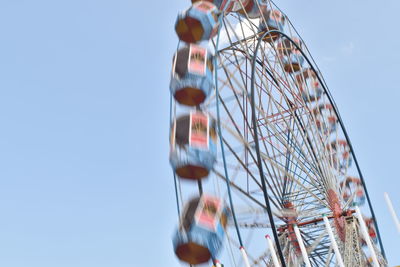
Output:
[0, 0, 399, 266]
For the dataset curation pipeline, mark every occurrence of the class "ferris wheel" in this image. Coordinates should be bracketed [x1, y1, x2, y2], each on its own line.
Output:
[168, 0, 387, 266]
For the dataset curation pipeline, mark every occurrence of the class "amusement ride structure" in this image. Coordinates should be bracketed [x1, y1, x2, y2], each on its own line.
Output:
[167, 0, 387, 266]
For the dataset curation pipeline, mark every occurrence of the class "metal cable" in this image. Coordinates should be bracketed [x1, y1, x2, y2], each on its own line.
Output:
[250, 30, 289, 267]
[169, 91, 181, 217]
[214, 10, 245, 248]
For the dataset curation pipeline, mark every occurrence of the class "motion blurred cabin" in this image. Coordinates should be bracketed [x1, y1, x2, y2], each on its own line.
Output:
[175, 1, 220, 43]
[277, 37, 305, 73]
[173, 195, 230, 264]
[170, 112, 217, 180]
[170, 44, 214, 106]
[259, 9, 285, 42]
[296, 68, 323, 102]
[326, 139, 353, 171]
[191, 0, 235, 12]
[234, 0, 265, 19]
[312, 103, 337, 135]
[341, 176, 366, 206]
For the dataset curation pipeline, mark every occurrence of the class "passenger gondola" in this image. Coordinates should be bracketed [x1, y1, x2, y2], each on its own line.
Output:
[173, 195, 230, 264]
[170, 44, 214, 106]
[170, 112, 217, 180]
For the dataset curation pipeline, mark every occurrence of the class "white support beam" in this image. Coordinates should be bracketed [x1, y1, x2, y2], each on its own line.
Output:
[240, 247, 251, 267]
[322, 215, 345, 267]
[355, 206, 380, 267]
[293, 224, 312, 267]
[266, 235, 281, 267]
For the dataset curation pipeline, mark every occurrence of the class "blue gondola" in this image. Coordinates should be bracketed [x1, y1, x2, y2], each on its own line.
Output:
[170, 112, 217, 180]
[173, 195, 230, 265]
[277, 38, 305, 73]
[259, 9, 285, 42]
[327, 139, 353, 171]
[312, 104, 337, 135]
[282, 53, 304, 73]
[191, 0, 235, 12]
[235, 0, 265, 19]
[170, 44, 214, 107]
[341, 177, 366, 207]
[175, 1, 220, 44]
[296, 69, 323, 102]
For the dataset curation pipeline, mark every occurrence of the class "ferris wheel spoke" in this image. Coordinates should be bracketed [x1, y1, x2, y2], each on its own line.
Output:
[214, 61, 245, 96]
[220, 138, 263, 189]
[279, 105, 331, 186]
[265, 122, 320, 178]
[252, 71, 327, 183]
[251, 93, 319, 180]
[278, 109, 334, 199]
[214, 170, 269, 211]
[306, 228, 328, 254]
[212, 105, 286, 204]
[221, 16, 260, 61]
[258, 149, 326, 207]
[218, 50, 247, 85]
[253, 61, 332, 179]
[254, 80, 290, 200]
[255, 113, 323, 193]
[213, 69, 292, 204]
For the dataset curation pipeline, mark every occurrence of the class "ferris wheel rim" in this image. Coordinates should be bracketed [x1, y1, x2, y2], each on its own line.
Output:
[245, 29, 386, 259]
[242, 28, 386, 259]
[214, 25, 386, 262]
[168, 1, 386, 265]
